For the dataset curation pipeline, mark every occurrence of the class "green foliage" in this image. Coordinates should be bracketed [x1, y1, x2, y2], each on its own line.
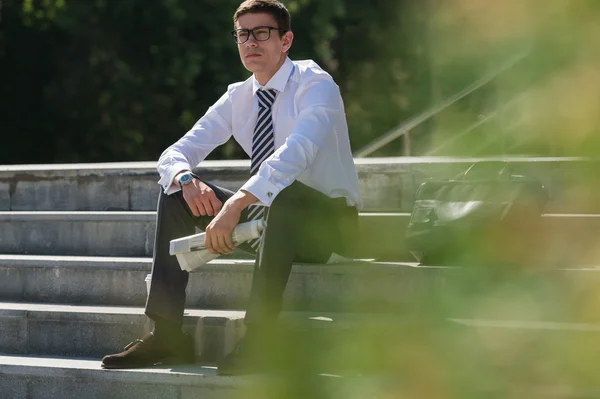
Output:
[3, 0, 597, 164]
[21, 0, 66, 28]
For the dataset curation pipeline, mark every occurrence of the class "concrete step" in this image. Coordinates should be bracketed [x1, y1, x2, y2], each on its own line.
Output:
[0, 302, 245, 362]
[3, 299, 600, 361]
[0, 355, 230, 399]
[1, 211, 599, 263]
[3, 314, 600, 398]
[0, 211, 410, 259]
[0, 211, 156, 257]
[0, 159, 411, 212]
[0, 354, 394, 399]
[0, 302, 460, 362]
[0, 255, 445, 311]
[2, 356, 599, 399]
[2, 157, 600, 213]
[0, 255, 152, 306]
[3, 253, 600, 316]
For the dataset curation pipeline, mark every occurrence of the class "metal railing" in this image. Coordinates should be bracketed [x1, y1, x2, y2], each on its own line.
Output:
[353, 51, 529, 158]
[424, 93, 526, 156]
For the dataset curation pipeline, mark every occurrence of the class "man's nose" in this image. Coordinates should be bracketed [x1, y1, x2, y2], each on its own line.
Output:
[245, 35, 259, 47]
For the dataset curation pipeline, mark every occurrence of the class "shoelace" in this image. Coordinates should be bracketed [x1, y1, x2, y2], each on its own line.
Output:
[123, 339, 144, 351]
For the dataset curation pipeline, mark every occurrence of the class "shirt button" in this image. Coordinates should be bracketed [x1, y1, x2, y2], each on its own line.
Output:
[267, 192, 273, 198]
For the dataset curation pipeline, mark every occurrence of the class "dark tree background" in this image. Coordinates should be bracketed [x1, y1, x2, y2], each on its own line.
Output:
[0, 0, 436, 164]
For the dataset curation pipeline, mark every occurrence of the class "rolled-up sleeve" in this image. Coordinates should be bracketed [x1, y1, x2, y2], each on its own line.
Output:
[240, 78, 343, 206]
[157, 89, 234, 194]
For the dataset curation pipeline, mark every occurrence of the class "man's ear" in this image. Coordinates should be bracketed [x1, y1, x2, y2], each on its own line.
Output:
[282, 31, 294, 53]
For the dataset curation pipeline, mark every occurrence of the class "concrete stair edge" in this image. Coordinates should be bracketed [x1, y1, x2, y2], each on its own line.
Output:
[0, 354, 226, 386]
[0, 254, 419, 272]
[0, 353, 388, 399]
[0, 255, 438, 309]
[1, 211, 598, 260]
[3, 157, 600, 213]
[0, 156, 588, 174]
[0, 301, 413, 363]
[4, 300, 600, 361]
[1, 354, 598, 399]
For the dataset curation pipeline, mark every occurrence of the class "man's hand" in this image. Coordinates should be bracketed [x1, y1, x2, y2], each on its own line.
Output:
[205, 190, 258, 255]
[176, 172, 222, 217]
[205, 202, 241, 255]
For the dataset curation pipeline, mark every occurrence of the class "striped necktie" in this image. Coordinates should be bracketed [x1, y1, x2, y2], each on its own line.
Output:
[247, 88, 277, 249]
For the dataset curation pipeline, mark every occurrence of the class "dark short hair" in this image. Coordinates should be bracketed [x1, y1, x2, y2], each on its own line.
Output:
[233, 0, 291, 33]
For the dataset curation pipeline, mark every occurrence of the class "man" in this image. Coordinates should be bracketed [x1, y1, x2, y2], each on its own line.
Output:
[101, 0, 361, 375]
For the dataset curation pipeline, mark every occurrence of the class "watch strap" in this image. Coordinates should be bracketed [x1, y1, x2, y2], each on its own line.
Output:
[178, 172, 201, 188]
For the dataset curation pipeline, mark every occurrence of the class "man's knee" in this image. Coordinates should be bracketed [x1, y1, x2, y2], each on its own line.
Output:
[270, 181, 333, 212]
[269, 182, 302, 213]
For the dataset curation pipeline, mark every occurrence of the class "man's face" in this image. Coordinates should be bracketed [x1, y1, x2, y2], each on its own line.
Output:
[235, 12, 293, 79]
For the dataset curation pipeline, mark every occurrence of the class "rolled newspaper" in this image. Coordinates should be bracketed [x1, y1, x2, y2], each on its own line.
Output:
[169, 219, 266, 272]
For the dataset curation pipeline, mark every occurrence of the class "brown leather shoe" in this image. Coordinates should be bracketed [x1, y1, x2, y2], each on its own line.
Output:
[101, 332, 194, 369]
[217, 330, 282, 376]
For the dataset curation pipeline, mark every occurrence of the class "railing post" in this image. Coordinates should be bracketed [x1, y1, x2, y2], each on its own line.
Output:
[403, 131, 411, 156]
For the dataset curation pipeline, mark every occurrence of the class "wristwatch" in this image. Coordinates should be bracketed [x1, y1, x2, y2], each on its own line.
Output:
[178, 172, 198, 188]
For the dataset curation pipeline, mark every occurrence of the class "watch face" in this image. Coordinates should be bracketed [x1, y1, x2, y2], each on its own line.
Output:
[180, 174, 193, 185]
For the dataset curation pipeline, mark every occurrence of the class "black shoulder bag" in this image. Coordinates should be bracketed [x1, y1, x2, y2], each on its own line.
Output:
[405, 162, 549, 265]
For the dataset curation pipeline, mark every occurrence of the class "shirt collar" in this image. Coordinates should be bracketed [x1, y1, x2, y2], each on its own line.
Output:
[252, 57, 294, 94]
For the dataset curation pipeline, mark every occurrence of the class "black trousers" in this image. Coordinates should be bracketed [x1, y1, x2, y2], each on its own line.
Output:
[145, 172, 358, 327]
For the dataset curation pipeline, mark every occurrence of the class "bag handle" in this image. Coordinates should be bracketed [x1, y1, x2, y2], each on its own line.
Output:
[460, 161, 511, 181]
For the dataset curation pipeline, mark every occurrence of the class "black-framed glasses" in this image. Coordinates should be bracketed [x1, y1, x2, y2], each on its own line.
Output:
[231, 26, 285, 44]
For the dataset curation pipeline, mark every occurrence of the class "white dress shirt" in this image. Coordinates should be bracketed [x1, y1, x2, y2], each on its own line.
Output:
[157, 57, 362, 209]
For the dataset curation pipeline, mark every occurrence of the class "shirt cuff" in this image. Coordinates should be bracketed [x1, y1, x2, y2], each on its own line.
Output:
[240, 175, 281, 206]
[158, 162, 191, 195]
